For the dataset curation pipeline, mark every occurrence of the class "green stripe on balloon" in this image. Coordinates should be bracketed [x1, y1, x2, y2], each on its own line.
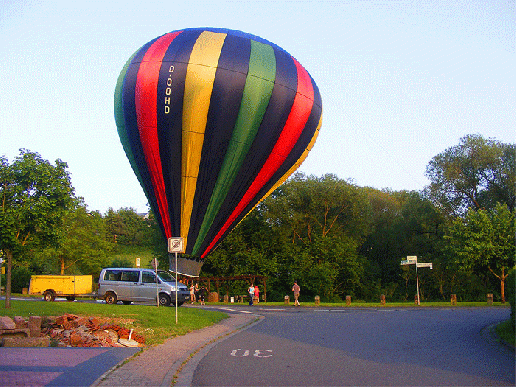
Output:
[192, 40, 276, 255]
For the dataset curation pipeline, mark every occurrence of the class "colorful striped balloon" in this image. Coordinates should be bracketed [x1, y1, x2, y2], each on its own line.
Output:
[115, 28, 322, 274]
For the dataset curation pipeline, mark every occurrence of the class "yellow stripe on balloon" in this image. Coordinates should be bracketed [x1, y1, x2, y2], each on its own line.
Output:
[181, 31, 227, 244]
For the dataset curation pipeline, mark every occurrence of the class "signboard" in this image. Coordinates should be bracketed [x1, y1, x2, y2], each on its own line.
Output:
[401, 256, 418, 265]
[417, 262, 433, 269]
[168, 237, 185, 253]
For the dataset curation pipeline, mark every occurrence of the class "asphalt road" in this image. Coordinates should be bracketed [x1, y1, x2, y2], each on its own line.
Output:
[191, 307, 514, 386]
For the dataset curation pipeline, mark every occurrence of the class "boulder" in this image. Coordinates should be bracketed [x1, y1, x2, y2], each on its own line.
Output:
[0, 316, 15, 330]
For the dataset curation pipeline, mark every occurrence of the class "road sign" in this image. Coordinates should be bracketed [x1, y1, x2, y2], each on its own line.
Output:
[417, 262, 433, 269]
[168, 237, 185, 253]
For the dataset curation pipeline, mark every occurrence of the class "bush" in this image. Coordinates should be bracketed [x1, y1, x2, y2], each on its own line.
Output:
[506, 268, 515, 329]
[11, 266, 32, 293]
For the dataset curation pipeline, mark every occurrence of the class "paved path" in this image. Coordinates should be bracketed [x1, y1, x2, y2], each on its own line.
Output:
[0, 347, 140, 386]
[0, 312, 259, 386]
[94, 312, 259, 386]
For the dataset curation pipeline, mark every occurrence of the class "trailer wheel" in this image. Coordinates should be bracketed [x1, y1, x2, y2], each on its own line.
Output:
[43, 290, 55, 302]
[105, 292, 117, 305]
[159, 293, 171, 306]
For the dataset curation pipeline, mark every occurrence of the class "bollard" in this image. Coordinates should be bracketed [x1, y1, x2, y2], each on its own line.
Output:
[230, 296, 234, 303]
[414, 294, 419, 305]
[315, 295, 320, 306]
[451, 294, 457, 306]
[223, 294, 229, 303]
[208, 292, 219, 303]
[345, 295, 351, 306]
[487, 293, 493, 305]
[284, 295, 290, 305]
[380, 294, 386, 305]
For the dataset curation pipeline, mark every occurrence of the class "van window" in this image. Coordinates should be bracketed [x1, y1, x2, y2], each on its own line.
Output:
[121, 270, 139, 282]
[142, 271, 157, 283]
[104, 269, 121, 281]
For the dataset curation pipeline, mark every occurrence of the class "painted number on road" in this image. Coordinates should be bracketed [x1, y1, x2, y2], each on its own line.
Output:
[230, 349, 273, 358]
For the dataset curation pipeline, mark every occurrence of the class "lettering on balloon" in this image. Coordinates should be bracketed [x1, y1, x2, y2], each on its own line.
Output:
[164, 65, 175, 114]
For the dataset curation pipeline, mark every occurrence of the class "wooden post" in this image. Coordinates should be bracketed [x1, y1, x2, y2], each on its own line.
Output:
[451, 294, 457, 305]
[487, 293, 493, 305]
[315, 296, 320, 306]
[346, 295, 351, 306]
[380, 294, 386, 305]
[284, 295, 290, 305]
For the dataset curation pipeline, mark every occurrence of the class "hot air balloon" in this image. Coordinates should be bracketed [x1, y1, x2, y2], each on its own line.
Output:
[114, 28, 322, 276]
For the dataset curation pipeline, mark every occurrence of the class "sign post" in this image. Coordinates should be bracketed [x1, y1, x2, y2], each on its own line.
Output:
[168, 237, 184, 324]
[151, 258, 159, 307]
[400, 256, 432, 305]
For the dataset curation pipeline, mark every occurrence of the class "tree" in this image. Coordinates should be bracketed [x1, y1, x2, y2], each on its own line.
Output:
[360, 189, 445, 301]
[446, 203, 515, 302]
[38, 205, 113, 275]
[425, 134, 515, 216]
[105, 207, 154, 246]
[0, 150, 74, 308]
[260, 173, 372, 300]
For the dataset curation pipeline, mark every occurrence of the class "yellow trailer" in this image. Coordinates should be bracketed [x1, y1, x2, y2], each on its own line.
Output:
[29, 275, 95, 301]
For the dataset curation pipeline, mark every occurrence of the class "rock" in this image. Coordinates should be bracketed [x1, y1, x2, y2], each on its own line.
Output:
[69, 331, 83, 346]
[13, 316, 27, 329]
[28, 316, 42, 337]
[2, 337, 50, 347]
[118, 338, 141, 347]
[0, 316, 15, 330]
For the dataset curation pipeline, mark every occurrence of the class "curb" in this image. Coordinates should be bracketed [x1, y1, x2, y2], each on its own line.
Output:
[92, 312, 261, 387]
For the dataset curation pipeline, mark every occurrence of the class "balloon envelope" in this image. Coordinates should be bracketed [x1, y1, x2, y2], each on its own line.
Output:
[115, 28, 322, 273]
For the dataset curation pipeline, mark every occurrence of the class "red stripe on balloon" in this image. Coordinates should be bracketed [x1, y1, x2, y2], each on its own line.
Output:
[135, 31, 182, 239]
[201, 58, 315, 258]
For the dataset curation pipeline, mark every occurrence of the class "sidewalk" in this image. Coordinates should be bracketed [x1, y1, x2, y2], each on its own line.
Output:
[93, 312, 260, 387]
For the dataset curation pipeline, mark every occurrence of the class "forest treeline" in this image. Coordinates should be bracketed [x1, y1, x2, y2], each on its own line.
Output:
[1, 134, 514, 303]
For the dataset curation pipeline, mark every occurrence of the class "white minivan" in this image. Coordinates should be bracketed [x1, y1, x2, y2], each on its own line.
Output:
[98, 268, 190, 306]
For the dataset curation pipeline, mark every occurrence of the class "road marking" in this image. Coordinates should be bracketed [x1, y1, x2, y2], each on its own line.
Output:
[230, 349, 273, 357]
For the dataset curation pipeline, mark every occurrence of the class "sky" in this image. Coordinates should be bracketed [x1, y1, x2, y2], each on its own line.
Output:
[1, 0, 514, 214]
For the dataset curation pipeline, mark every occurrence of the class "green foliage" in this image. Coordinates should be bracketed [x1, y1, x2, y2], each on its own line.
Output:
[105, 207, 155, 247]
[36, 205, 113, 276]
[0, 150, 75, 307]
[10, 266, 32, 293]
[0, 150, 75, 253]
[425, 134, 515, 216]
[446, 203, 515, 301]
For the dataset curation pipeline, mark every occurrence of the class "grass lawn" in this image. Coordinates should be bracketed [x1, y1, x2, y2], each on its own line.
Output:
[0, 299, 227, 346]
[495, 319, 516, 348]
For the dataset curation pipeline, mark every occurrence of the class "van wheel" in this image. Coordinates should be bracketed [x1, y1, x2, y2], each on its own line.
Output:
[105, 292, 117, 305]
[43, 290, 55, 302]
[159, 293, 171, 306]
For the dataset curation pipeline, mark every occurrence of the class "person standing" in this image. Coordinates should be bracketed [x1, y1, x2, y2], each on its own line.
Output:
[189, 284, 196, 304]
[292, 281, 301, 306]
[248, 284, 255, 306]
[198, 286, 207, 305]
[254, 285, 260, 303]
